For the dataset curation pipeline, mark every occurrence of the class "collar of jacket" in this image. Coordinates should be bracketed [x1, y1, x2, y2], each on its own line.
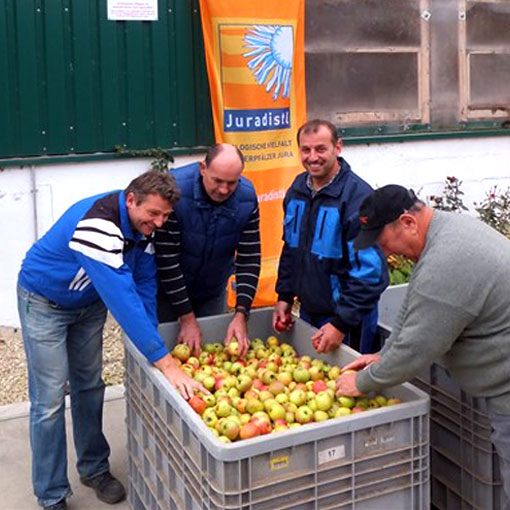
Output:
[296, 157, 352, 198]
[192, 170, 239, 216]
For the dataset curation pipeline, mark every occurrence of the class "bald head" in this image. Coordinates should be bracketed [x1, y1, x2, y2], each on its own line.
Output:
[205, 143, 244, 169]
[200, 144, 245, 203]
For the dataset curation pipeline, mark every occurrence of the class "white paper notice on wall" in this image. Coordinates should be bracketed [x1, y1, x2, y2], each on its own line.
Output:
[107, 0, 158, 21]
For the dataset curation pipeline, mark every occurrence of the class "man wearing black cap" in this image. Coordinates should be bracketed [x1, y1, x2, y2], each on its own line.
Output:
[337, 184, 510, 505]
[273, 119, 389, 353]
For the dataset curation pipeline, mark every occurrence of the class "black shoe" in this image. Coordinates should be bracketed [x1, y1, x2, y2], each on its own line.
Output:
[43, 500, 67, 510]
[80, 471, 126, 504]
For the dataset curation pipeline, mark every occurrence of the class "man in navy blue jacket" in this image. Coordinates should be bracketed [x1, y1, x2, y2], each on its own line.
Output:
[17, 170, 205, 510]
[155, 144, 261, 358]
[274, 120, 388, 353]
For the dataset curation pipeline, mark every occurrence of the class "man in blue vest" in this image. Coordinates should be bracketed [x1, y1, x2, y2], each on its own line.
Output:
[18, 170, 206, 510]
[155, 144, 261, 358]
[274, 119, 388, 353]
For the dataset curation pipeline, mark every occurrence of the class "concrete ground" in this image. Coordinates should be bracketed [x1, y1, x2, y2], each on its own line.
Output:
[0, 386, 129, 510]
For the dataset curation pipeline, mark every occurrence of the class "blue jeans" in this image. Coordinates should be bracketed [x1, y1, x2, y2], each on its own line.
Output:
[17, 285, 110, 508]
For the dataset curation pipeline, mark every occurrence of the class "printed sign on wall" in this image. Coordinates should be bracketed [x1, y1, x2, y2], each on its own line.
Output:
[107, 0, 158, 21]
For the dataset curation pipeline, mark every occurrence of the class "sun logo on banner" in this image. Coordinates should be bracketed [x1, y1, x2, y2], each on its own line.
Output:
[243, 25, 294, 101]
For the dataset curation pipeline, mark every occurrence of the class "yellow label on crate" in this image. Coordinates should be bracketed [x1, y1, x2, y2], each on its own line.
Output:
[270, 455, 289, 471]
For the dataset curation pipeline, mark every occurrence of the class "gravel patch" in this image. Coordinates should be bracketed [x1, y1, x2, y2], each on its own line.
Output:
[0, 314, 125, 406]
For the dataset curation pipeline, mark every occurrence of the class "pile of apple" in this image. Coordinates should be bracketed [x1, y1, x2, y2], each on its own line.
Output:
[171, 336, 401, 443]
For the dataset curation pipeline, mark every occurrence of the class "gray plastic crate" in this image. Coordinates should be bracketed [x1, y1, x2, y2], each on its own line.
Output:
[124, 308, 429, 510]
[415, 364, 504, 510]
[378, 312, 504, 509]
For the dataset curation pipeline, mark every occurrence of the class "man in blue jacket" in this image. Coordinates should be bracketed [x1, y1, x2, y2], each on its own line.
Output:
[17, 170, 205, 510]
[155, 144, 261, 358]
[273, 119, 388, 353]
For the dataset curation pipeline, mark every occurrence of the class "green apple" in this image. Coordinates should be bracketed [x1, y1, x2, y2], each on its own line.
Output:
[263, 398, 278, 412]
[202, 394, 216, 407]
[172, 343, 191, 362]
[289, 389, 307, 407]
[215, 401, 233, 418]
[314, 410, 329, 422]
[315, 391, 333, 412]
[246, 399, 264, 414]
[220, 419, 240, 441]
[275, 393, 288, 405]
[238, 375, 253, 393]
[334, 407, 352, 417]
[293, 367, 310, 383]
[268, 403, 286, 421]
[227, 340, 240, 357]
[295, 405, 313, 424]
[328, 365, 341, 380]
[337, 396, 355, 409]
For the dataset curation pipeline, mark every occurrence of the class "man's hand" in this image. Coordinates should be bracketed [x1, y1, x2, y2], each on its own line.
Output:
[311, 323, 344, 353]
[336, 371, 363, 397]
[335, 354, 381, 398]
[154, 354, 209, 400]
[177, 312, 202, 356]
[224, 312, 249, 357]
[342, 353, 381, 372]
[273, 301, 294, 332]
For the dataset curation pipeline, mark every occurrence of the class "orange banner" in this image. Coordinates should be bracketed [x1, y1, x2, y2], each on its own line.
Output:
[199, 0, 306, 307]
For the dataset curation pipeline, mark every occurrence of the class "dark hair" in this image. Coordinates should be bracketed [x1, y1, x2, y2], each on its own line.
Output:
[205, 143, 245, 168]
[297, 119, 339, 146]
[124, 170, 180, 205]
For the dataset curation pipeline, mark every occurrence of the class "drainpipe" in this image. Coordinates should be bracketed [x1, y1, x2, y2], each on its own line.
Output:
[30, 165, 38, 241]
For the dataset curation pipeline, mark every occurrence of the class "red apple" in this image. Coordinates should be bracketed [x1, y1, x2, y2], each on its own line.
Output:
[312, 380, 328, 394]
[239, 422, 260, 440]
[189, 395, 206, 415]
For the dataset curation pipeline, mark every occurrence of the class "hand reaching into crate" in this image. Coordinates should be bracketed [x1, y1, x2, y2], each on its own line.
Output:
[335, 354, 381, 397]
[154, 353, 209, 400]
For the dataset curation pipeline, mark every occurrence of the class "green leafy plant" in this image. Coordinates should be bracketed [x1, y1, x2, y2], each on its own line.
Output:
[429, 176, 468, 213]
[387, 254, 413, 286]
[475, 186, 510, 239]
[114, 146, 174, 172]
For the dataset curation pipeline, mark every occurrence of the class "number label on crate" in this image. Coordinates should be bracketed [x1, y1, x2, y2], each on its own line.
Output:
[270, 455, 289, 471]
[318, 445, 345, 465]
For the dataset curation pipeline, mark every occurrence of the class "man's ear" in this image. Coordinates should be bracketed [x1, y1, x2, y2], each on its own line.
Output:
[400, 213, 418, 232]
[199, 161, 206, 177]
[336, 139, 343, 155]
[125, 192, 135, 208]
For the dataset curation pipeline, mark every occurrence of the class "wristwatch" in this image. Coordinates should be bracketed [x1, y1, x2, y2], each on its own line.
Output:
[235, 306, 250, 321]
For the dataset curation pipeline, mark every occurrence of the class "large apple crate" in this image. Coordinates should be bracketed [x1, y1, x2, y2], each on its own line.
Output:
[377, 314, 505, 510]
[124, 308, 430, 510]
[411, 364, 504, 510]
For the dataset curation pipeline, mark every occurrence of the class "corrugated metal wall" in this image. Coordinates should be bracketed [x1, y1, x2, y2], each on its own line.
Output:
[0, 0, 213, 159]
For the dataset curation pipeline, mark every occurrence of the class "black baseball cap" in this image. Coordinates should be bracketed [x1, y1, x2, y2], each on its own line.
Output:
[354, 185, 419, 250]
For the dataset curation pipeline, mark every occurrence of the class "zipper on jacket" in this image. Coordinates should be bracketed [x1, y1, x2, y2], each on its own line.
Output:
[318, 209, 327, 239]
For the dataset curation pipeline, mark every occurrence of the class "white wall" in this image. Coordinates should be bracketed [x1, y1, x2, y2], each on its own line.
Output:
[1, 135, 509, 327]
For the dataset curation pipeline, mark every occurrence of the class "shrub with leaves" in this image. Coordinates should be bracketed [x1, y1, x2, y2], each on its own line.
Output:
[429, 176, 468, 213]
[475, 186, 510, 239]
[387, 254, 413, 285]
[115, 145, 174, 172]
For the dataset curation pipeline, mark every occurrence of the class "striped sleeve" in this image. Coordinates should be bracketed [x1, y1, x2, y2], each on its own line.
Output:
[69, 218, 125, 269]
[235, 204, 261, 310]
[154, 212, 193, 317]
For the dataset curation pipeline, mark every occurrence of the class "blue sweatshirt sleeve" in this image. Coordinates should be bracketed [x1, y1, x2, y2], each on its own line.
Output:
[131, 247, 159, 328]
[74, 252, 169, 363]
